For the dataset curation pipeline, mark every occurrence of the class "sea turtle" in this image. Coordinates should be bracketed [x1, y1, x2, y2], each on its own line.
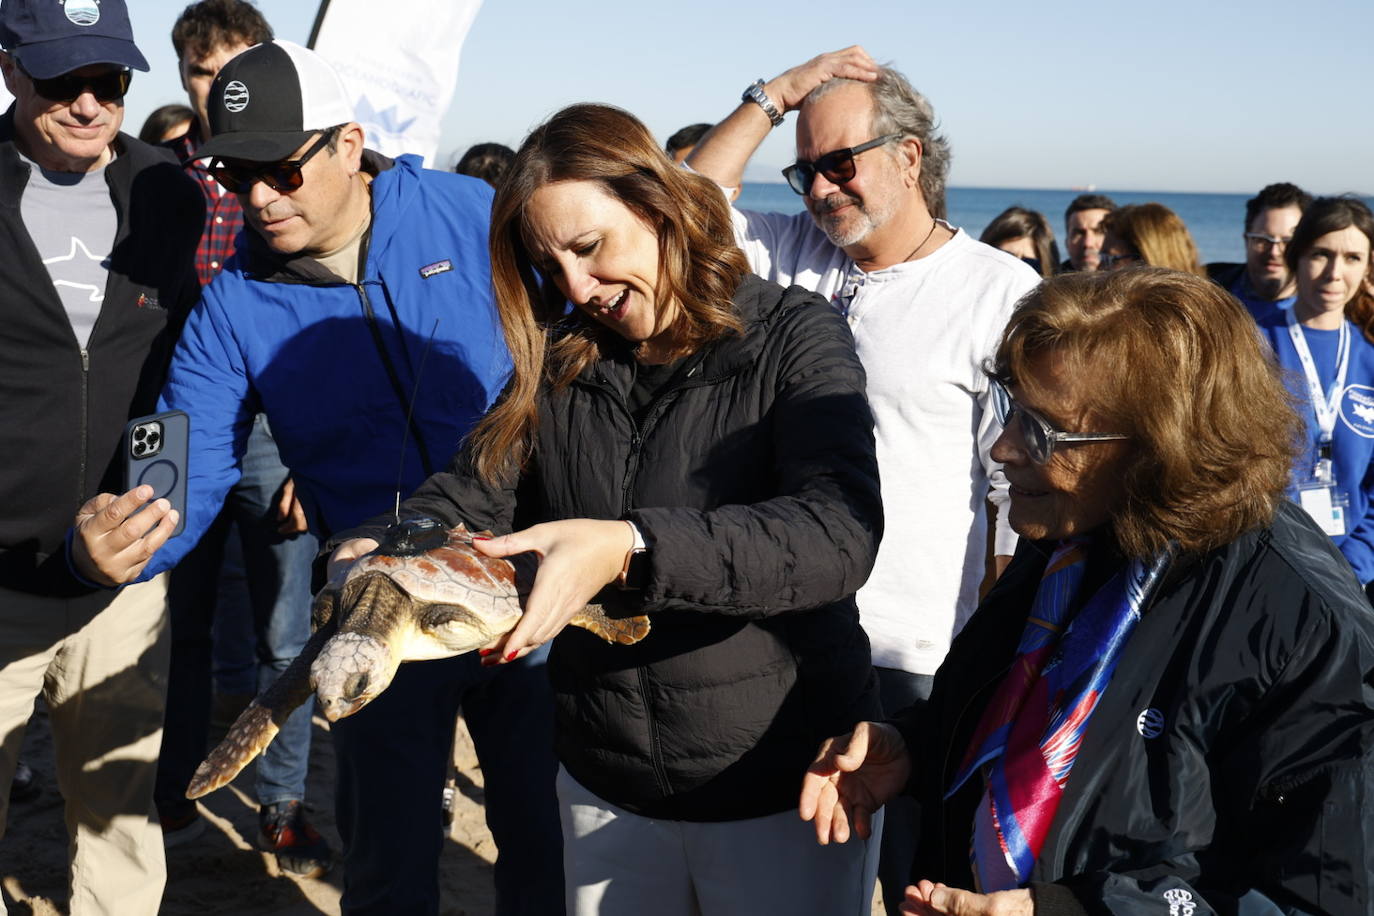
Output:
[186, 517, 650, 799]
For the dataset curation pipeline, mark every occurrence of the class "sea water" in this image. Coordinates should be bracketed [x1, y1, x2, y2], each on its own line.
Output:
[736, 184, 1374, 267]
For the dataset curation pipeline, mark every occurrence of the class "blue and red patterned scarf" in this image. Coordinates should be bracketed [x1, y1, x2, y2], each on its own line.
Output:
[946, 541, 1170, 891]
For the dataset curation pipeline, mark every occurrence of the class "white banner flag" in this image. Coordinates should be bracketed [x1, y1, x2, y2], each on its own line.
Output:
[310, 0, 482, 166]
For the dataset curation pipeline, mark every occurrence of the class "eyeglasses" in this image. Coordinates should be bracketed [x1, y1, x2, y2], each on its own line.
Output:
[1099, 251, 1143, 269]
[20, 63, 131, 103]
[993, 382, 1128, 465]
[207, 129, 337, 194]
[1245, 232, 1292, 251]
[781, 133, 901, 196]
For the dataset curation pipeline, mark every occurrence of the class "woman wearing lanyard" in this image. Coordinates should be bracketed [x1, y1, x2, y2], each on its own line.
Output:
[1254, 196, 1374, 590]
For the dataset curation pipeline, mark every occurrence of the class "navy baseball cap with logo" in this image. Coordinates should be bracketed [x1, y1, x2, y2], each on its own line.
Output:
[0, 0, 148, 79]
[196, 40, 355, 163]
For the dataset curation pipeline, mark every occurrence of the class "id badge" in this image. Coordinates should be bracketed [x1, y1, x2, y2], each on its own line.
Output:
[1298, 480, 1348, 537]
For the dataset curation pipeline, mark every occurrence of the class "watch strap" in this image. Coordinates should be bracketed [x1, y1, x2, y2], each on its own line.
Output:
[616, 521, 650, 590]
[741, 79, 784, 127]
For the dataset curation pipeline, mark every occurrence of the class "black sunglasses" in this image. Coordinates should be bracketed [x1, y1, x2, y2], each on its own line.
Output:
[208, 128, 338, 194]
[20, 62, 131, 103]
[781, 133, 901, 196]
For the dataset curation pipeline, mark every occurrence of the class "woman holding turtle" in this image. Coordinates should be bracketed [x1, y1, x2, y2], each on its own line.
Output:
[331, 103, 884, 915]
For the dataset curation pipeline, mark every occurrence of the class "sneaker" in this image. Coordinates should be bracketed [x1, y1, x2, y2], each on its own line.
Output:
[158, 799, 206, 848]
[259, 801, 331, 879]
[9, 760, 40, 803]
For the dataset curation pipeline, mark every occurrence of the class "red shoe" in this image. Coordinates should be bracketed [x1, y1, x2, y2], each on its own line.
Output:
[258, 800, 331, 879]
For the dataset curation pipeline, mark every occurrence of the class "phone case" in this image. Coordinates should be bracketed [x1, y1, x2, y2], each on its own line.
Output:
[122, 410, 189, 539]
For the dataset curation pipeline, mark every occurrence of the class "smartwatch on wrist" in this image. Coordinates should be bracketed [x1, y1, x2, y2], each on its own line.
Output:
[741, 79, 785, 127]
[616, 522, 651, 591]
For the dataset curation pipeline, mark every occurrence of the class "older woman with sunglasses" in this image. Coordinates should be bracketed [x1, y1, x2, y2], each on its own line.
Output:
[801, 268, 1374, 916]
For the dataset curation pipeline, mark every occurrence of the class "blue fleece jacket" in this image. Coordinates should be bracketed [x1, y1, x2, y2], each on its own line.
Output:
[144, 153, 510, 577]
[1256, 309, 1374, 583]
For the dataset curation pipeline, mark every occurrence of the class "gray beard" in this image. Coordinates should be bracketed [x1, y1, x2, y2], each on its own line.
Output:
[810, 192, 896, 249]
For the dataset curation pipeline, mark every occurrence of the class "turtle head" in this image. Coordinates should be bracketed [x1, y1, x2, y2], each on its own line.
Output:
[309, 632, 401, 722]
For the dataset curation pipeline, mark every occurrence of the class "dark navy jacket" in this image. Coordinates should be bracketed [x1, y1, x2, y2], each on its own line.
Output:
[896, 501, 1374, 915]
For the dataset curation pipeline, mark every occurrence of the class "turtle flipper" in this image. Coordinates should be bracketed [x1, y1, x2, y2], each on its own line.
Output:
[186, 616, 337, 798]
[569, 604, 651, 645]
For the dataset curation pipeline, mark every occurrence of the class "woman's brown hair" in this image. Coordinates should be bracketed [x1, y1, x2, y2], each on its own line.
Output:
[994, 269, 1300, 558]
[468, 103, 749, 484]
[1284, 195, 1374, 343]
[979, 206, 1059, 277]
[1102, 203, 1205, 276]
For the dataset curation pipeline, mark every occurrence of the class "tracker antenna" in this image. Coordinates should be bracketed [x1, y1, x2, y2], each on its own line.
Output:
[395, 320, 440, 525]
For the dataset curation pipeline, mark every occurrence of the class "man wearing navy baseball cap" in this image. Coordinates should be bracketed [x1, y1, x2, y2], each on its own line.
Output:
[73, 39, 565, 915]
[0, 0, 202, 911]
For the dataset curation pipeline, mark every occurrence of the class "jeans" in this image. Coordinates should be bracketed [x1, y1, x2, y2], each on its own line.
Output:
[333, 644, 564, 915]
[156, 414, 319, 809]
[875, 666, 935, 916]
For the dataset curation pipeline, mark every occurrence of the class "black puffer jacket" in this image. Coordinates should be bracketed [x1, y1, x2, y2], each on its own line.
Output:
[896, 500, 1374, 915]
[346, 273, 883, 820]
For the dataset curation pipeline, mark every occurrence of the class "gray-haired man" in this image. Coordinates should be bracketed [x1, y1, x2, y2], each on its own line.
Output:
[687, 46, 1037, 915]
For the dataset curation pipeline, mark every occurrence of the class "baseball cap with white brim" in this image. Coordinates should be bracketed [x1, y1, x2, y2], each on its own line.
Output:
[196, 40, 355, 163]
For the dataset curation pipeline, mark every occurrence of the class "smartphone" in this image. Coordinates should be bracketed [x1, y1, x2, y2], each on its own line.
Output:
[122, 410, 189, 539]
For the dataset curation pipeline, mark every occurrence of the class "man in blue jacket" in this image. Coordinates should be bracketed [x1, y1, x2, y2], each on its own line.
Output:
[71, 40, 564, 915]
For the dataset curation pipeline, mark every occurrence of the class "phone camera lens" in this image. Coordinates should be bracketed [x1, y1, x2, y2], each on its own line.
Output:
[147, 431, 161, 445]
[133, 443, 146, 456]
[133, 427, 146, 441]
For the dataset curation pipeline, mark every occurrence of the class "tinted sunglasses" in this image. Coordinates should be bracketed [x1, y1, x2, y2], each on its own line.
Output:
[208, 128, 337, 194]
[992, 381, 1128, 465]
[21, 63, 131, 103]
[781, 133, 900, 196]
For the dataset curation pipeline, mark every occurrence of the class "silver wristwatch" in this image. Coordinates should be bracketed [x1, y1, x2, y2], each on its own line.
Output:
[741, 79, 784, 127]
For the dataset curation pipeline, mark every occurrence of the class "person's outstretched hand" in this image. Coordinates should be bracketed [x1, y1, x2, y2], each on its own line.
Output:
[473, 519, 634, 664]
[901, 880, 1034, 916]
[71, 486, 179, 586]
[799, 720, 911, 844]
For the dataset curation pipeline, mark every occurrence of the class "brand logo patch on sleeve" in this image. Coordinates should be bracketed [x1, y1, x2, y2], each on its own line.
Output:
[136, 292, 163, 310]
[419, 259, 453, 279]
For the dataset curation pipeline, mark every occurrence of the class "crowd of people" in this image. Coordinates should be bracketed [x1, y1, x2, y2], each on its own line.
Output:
[0, 2, 1371, 915]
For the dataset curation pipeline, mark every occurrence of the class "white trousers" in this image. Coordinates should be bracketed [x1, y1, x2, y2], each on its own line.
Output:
[0, 575, 169, 915]
[558, 765, 882, 916]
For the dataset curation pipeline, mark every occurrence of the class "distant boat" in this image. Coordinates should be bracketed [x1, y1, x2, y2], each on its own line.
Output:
[1070, 184, 1097, 192]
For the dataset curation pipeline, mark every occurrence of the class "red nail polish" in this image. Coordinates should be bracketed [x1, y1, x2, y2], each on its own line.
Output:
[505, 651, 518, 662]
[478, 648, 493, 657]
[471, 535, 491, 541]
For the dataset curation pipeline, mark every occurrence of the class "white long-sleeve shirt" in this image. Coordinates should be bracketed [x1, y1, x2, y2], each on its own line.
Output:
[732, 206, 1038, 674]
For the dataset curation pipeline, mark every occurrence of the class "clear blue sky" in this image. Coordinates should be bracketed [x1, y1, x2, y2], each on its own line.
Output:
[122, 0, 1371, 194]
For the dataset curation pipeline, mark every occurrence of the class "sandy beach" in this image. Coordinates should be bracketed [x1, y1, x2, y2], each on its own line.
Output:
[1, 701, 495, 915]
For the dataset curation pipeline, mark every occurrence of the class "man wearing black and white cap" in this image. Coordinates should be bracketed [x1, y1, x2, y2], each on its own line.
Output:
[0, 0, 202, 910]
[72, 40, 565, 916]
